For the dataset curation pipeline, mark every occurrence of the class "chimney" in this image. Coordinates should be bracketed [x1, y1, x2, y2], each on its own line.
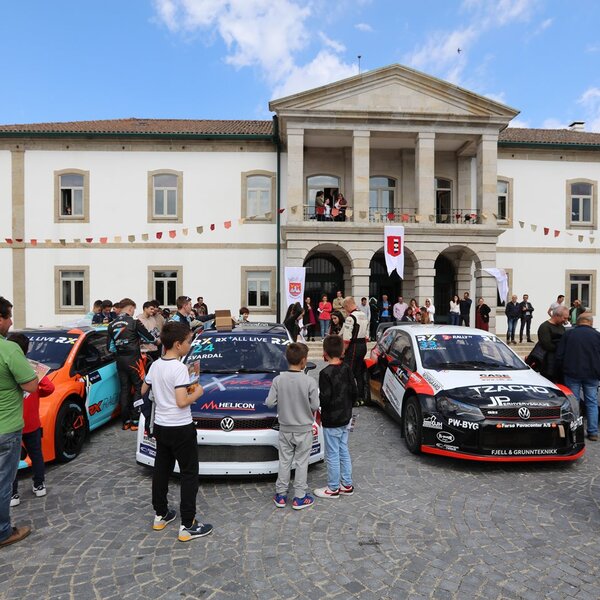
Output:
[568, 121, 585, 131]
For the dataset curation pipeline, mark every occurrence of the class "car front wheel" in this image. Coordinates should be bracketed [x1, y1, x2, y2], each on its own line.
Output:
[403, 396, 422, 454]
[55, 399, 87, 462]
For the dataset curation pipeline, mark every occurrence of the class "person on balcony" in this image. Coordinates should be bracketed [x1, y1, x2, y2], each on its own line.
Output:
[323, 197, 332, 221]
[315, 191, 325, 221]
[333, 193, 348, 222]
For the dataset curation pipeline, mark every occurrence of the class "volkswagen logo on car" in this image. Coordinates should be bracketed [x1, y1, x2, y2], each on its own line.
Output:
[436, 431, 455, 444]
[518, 406, 531, 421]
[220, 417, 235, 432]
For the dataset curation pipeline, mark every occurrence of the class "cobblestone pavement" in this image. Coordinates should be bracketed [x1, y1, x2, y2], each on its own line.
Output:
[3, 364, 600, 600]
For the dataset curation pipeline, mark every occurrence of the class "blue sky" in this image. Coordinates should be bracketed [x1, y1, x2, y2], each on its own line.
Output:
[1, 0, 600, 130]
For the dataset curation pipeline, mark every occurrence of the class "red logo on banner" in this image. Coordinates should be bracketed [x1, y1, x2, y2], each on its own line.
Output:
[289, 281, 302, 298]
[386, 235, 402, 257]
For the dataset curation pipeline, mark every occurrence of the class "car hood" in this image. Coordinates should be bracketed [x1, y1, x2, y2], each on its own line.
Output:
[419, 368, 566, 405]
[191, 372, 276, 417]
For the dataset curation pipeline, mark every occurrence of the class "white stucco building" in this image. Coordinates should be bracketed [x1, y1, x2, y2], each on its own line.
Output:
[1, 64, 599, 332]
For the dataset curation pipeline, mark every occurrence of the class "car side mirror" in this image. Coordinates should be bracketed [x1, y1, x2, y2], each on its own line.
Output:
[304, 361, 317, 372]
[389, 359, 402, 368]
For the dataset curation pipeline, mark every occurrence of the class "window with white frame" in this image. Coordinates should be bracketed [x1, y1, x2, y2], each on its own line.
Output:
[153, 174, 178, 218]
[152, 270, 179, 307]
[435, 177, 452, 223]
[247, 175, 271, 217]
[60, 174, 84, 217]
[570, 182, 593, 224]
[569, 273, 593, 309]
[246, 271, 271, 308]
[370, 177, 396, 215]
[497, 180, 509, 221]
[60, 270, 85, 308]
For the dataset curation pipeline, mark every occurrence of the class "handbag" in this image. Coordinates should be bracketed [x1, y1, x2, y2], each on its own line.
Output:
[525, 341, 546, 371]
[331, 207, 340, 217]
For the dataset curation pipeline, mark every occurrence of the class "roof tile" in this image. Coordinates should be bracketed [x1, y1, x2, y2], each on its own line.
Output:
[500, 127, 600, 146]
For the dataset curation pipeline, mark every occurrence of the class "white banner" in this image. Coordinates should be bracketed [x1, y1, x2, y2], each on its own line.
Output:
[484, 268, 509, 303]
[384, 225, 405, 278]
[284, 266, 306, 309]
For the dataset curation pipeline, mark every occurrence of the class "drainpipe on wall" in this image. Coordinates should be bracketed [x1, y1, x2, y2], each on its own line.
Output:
[273, 115, 282, 323]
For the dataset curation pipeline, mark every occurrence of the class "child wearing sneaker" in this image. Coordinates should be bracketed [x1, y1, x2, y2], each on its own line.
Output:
[8, 333, 55, 507]
[266, 342, 319, 509]
[314, 335, 357, 499]
[141, 322, 213, 542]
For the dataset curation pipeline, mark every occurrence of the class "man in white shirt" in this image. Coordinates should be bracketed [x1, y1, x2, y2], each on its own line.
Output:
[393, 296, 408, 322]
[359, 297, 371, 322]
[547, 294, 565, 317]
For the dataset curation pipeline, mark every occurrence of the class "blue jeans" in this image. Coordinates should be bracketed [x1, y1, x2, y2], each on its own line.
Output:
[449, 313, 460, 326]
[507, 317, 518, 340]
[564, 377, 599, 436]
[0, 431, 22, 542]
[13, 428, 45, 494]
[319, 320, 329, 338]
[324, 426, 352, 490]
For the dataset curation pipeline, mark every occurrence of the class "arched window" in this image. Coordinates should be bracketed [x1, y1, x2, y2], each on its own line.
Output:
[370, 177, 396, 218]
[306, 175, 340, 219]
[435, 178, 452, 223]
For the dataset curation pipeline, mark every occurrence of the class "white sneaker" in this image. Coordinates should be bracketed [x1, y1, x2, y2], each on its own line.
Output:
[10, 494, 20, 507]
[32, 483, 47, 497]
[313, 486, 340, 499]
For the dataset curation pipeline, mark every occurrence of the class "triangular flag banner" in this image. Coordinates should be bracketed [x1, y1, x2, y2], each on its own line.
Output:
[578, 235, 584, 242]
[30, 239, 37, 246]
[114, 236, 121, 243]
[156, 232, 163, 239]
[15, 238, 23, 243]
[142, 233, 149, 241]
[428, 214, 435, 222]
[519, 221, 525, 228]
[169, 230, 176, 238]
[224, 221, 232, 229]
[5, 238, 12, 244]
[196, 226, 203, 234]
[291, 205, 298, 214]
[543, 227, 549, 235]
[182, 228, 188, 236]
[414, 214, 421, 223]
[128, 235, 135, 242]
[100, 237, 108, 244]
[85, 237, 93, 243]
[59, 239, 66, 246]
[531, 224, 537, 232]
[210, 224, 215, 231]
[278, 208, 285, 214]
[346, 209, 353, 218]
[73, 239, 80, 244]
[590, 238, 595, 244]
[45, 239, 52, 244]
[554, 230, 560, 238]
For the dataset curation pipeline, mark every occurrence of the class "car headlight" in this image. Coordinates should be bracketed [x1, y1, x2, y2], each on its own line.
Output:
[436, 396, 484, 421]
[561, 395, 579, 419]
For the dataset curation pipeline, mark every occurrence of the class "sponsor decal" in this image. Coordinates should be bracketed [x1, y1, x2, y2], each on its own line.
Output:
[220, 417, 235, 432]
[140, 444, 156, 458]
[423, 372, 443, 392]
[201, 400, 255, 411]
[436, 443, 459, 451]
[469, 385, 551, 395]
[490, 449, 558, 456]
[518, 406, 531, 420]
[29, 335, 78, 344]
[448, 417, 479, 430]
[436, 431, 455, 443]
[89, 371, 102, 384]
[423, 415, 443, 429]
[88, 401, 103, 416]
[570, 416, 583, 431]
[497, 422, 555, 429]
[479, 374, 512, 381]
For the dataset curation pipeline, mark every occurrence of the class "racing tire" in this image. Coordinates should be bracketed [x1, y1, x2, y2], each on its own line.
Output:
[55, 399, 88, 463]
[403, 396, 423, 455]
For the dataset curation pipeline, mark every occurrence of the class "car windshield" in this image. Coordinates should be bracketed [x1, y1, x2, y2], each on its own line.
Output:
[23, 332, 79, 371]
[185, 334, 289, 373]
[417, 333, 527, 371]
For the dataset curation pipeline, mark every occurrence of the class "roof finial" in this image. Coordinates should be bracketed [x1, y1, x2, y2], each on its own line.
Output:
[358, 55, 362, 74]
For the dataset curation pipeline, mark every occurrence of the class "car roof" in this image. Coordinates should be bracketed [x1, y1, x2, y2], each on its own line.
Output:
[15, 326, 106, 335]
[390, 325, 498, 338]
[199, 323, 289, 337]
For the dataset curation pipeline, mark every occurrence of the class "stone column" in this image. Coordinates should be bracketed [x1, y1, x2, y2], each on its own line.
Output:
[414, 256, 436, 306]
[350, 258, 371, 302]
[457, 156, 472, 210]
[476, 134, 498, 224]
[352, 131, 370, 223]
[415, 132, 435, 220]
[286, 128, 304, 223]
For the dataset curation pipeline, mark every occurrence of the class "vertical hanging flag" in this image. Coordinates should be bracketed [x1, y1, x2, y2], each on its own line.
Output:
[284, 267, 306, 309]
[156, 232, 163, 240]
[169, 230, 176, 238]
[554, 230, 560, 238]
[196, 226, 204, 235]
[210, 224, 215, 231]
[99, 237, 108, 244]
[483, 268, 509, 304]
[543, 227, 549, 235]
[384, 225, 405, 278]
[30, 239, 37, 246]
[224, 221, 232, 229]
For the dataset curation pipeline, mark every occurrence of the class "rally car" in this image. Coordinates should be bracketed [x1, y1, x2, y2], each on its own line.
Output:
[136, 323, 325, 475]
[15, 327, 126, 469]
[365, 325, 585, 462]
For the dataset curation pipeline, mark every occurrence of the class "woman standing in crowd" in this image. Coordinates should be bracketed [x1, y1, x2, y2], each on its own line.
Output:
[303, 296, 317, 341]
[475, 297, 491, 331]
[284, 302, 304, 341]
[449, 294, 461, 326]
[318, 294, 332, 338]
[329, 311, 344, 336]
[409, 298, 420, 318]
[424, 298, 435, 323]
[401, 307, 416, 322]
[334, 192, 348, 221]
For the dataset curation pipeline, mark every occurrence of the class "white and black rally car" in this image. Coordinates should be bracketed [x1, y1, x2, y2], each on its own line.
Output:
[365, 325, 585, 462]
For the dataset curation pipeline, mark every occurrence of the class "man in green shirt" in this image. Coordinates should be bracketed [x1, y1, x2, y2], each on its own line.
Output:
[0, 297, 38, 548]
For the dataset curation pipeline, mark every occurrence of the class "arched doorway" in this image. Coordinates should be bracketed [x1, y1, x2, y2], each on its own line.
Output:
[434, 255, 456, 323]
[304, 254, 345, 304]
[369, 251, 403, 302]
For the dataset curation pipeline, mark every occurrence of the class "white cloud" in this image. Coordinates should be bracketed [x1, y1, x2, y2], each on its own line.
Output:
[354, 22, 373, 32]
[507, 118, 530, 128]
[534, 17, 553, 33]
[153, 0, 357, 99]
[585, 43, 600, 53]
[578, 87, 600, 132]
[541, 118, 568, 129]
[484, 91, 507, 104]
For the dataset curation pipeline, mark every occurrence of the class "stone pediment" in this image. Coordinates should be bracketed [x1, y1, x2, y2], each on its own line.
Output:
[270, 64, 519, 120]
